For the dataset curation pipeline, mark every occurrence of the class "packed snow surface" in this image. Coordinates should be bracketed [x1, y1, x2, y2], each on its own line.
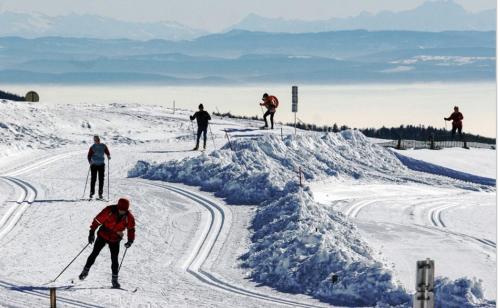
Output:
[0, 99, 495, 307]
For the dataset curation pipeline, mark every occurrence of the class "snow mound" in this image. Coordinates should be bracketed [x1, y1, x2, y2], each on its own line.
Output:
[393, 152, 496, 187]
[129, 131, 487, 203]
[129, 130, 489, 306]
[434, 277, 495, 307]
[240, 187, 410, 306]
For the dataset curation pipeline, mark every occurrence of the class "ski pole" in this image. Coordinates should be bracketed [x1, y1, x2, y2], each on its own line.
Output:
[118, 247, 128, 274]
[107, 157, 110, 201]
[82, 167, 90, 199]
[49, 243, 90, 283]
[190, 120, 196, 142]
[208, 124, 216, 150]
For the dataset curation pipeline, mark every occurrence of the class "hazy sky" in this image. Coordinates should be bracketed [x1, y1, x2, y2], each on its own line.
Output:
[0, 0, 496, 31]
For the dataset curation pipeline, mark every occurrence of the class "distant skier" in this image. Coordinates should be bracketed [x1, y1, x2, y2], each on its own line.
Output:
[444, 106, 464, 137]
[189, 104, 211, 150]
[87, 135, 110, 199]
[260, 93, 279, 129]
[79, 198, 135, 289]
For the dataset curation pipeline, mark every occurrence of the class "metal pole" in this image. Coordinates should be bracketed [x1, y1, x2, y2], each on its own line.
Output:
[414, 259, 435, 308]
[50, 243, 90, 283]
[118, 248, 128, 274]
[50, 287, 56, 308]
[107, 157, 110, 201]
[82, 167, 90, 199]
[294, 113, 297, 136]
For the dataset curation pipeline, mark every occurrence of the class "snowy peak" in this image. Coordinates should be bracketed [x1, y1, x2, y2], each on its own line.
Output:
[230, 0, 495, 32]
[0, 11, 207, 41]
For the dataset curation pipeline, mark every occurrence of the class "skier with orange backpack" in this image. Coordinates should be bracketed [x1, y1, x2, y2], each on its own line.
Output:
[259, 93, 279, 129]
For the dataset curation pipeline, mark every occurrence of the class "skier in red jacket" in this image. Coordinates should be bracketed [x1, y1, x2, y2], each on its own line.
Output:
[260, 93, 279, 129]
[444, 106, 464, 137]
[79, 198, 135, 288]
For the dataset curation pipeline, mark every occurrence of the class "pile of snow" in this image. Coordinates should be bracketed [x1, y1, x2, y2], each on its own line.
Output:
[240, 187, 410, 306]
[129, 130, 492, 306]
[434, 277, 495, 307]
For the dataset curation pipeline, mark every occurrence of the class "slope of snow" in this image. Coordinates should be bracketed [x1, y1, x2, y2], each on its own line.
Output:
[393, 152, 496, 186]
[393, 148, 496, 179]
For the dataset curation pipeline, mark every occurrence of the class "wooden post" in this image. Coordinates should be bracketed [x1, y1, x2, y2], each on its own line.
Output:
[50, 287, 56, 308]
[224, 130, 233, 151]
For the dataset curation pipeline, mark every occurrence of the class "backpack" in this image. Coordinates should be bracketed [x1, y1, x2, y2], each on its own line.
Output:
[271, 96, 279, 108]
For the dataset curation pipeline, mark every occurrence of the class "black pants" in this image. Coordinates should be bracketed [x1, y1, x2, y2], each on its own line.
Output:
[451, 125, 463, 136]
[263, 110, 275, 129]
[196, 127, 208, 148]
[84, 236, 120, 275]
[90, 164, 105, 196]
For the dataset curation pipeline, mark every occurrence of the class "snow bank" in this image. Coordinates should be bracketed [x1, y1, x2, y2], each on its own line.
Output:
[129, 130, 489, 306]
[393, 152, 496, 187]
[434, 277, 495, 308]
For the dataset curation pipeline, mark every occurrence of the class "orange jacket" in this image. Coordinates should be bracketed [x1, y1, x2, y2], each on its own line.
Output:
[90, 205, 135, 243]
[260, 95, 279, 112]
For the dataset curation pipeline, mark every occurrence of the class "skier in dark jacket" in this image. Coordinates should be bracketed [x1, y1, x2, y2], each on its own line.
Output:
[79, 198, 135, 288]
[87, 135, 111, 199]
[190, 104, 211, 150]
[444, 106, 464, 137]
[260, 93, 279, 129]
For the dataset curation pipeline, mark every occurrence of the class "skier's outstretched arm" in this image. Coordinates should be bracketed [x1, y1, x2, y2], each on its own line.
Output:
[104, 145, 111, 160]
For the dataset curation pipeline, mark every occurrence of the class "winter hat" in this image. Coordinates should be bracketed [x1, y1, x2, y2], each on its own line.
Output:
[262, 93, 269, 99]
[199, 103, 204, 110]
[117, 198, 130, 211]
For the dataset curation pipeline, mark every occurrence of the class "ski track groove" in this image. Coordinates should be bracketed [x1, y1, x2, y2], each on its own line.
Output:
[0, 152, 104, 308]
[0, 177, 37, 242]
[142, 180, 325, 308]
[343, 194, 496, 252]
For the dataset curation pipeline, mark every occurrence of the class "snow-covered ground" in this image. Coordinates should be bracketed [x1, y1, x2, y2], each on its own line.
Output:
[0, 99, 496, 307]
[393, 148, 496, 179]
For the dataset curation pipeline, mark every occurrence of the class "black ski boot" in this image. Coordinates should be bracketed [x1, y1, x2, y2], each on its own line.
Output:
[98, 194, 103, 200]
[79, 267, 89, 280]
[111, 275, 120, 289]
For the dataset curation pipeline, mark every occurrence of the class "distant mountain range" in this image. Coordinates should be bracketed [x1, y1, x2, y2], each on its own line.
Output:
[0, 1, 495, 42]
[0, 12, 206, 41]
[230, 1, 495, 32]
[0, 30, 494, 84]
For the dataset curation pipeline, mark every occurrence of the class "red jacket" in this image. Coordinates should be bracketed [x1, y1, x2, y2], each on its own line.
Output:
[260, 95, 279, 112]
[90, 205, 135, 243]
[446, 111, 464, 127]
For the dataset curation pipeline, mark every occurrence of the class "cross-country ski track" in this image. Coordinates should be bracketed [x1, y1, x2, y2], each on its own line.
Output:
[0, 150, 330, 307]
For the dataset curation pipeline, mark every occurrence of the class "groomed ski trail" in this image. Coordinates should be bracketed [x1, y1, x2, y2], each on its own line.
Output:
[341, 194, 496, 253]
[142, 180, 327, 308]
[0, 151, 105, 308]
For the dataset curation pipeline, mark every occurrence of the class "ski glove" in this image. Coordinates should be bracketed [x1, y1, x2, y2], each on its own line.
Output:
[88, 230, 95, 244]
[124, 241, 133, 248]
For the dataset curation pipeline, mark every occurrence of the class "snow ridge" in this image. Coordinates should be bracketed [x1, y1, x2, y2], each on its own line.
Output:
[129, 130, 492, 306]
